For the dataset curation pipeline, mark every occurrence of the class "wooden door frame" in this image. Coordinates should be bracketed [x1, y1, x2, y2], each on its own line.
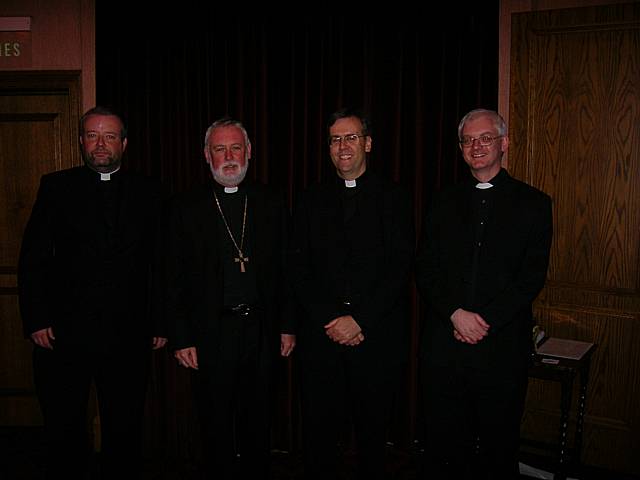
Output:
[0, 70, 82, 420]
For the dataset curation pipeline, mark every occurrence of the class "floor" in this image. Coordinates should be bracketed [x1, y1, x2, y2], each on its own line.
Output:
[0, 426, 403, 479]
[1, 426, 408, 479]
[1, 426, 637, 479]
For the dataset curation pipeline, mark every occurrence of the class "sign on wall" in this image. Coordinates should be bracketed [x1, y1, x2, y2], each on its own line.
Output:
[0, 17, 32, 68]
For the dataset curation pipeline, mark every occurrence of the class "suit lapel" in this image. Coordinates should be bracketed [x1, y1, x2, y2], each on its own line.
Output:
[248, 186, 272, 286]
[197, 187, 219, 265]
[484, 173, 515, 237]
[115, 173, 130, 241]
[71, 169, 106, 248]
[327, 180, 348, 266]
[455, 184, 474, 240]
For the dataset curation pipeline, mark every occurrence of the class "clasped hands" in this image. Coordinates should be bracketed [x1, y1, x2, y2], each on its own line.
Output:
[450, 308, 489, 344]
[325, 315, 364, 346]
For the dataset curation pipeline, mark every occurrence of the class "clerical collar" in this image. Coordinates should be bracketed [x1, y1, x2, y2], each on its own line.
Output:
[473, 168, 508, 190]
[339, 169, 369, 188]
[213, 181, 244, 195]
[99, 167, 120, 181]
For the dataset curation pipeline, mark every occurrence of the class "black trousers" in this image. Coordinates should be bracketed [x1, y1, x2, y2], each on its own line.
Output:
[420, 363, 528, 480]
[300, 348, 400, 480]
[195, 309, 271, 480]
[33, 342, 149, 480]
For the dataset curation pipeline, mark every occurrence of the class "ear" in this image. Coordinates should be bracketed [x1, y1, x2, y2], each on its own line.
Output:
[122, 138, 128, 153]
[364, 136, 372, 153]
[246, 141, 252, 159]
[500, 135, 509, 154]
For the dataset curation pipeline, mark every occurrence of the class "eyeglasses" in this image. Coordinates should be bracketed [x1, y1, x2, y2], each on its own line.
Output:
[328, 134, 366, 147]
[459, 135, 502, 147]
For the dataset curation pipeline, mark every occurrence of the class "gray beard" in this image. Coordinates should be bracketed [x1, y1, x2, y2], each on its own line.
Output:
[211, 161, 249, 187]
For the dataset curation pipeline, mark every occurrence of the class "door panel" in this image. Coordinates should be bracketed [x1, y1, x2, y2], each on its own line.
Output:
[510, 4, 640, 474]
[0, 71, 81, 425]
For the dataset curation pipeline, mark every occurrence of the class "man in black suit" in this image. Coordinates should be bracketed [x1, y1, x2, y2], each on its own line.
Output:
[416, 108, 553, 479]
[289, 108, 414, 480]
[18, 106, 168, 479]
[168, 117, 294, 479]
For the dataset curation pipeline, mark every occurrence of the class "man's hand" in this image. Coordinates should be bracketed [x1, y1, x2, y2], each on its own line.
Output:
[281, 333, 296, 357]
[324, 315, 363, 345]
[152, 337, 168, 350]
[344, 332, 365, 346]
[31, 327, 55, 350]
[450, 308, 489, 344]
[174, 347, 198, 369]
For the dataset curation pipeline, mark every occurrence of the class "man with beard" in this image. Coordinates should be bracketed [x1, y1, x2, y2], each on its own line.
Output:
[167, 117, 294, 479]
[18, 106, 168, 479]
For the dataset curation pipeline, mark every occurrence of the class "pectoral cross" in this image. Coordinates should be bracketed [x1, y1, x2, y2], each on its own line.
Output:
[234, 255, 249, 273]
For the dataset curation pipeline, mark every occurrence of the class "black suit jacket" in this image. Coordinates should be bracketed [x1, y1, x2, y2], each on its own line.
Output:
[166, 182, 289, 362]
[416, 169, 552, 372]
[289, 172, 414, 364]
[18, 166, 166, 350]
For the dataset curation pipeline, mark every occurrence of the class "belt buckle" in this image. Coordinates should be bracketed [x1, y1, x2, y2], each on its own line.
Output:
[232, 304, 251, 316]
[340, 296, 352, 307]
[341, 299, 353, 315]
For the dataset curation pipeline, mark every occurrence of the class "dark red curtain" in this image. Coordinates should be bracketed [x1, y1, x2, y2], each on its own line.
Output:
[97, 10, 498, 465]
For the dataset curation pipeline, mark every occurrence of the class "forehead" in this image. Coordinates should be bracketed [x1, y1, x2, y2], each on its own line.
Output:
[84, 114, 122, 132]
[209, 125, 245, 145]
[329, 116, 364, 135]
[462, 115, 496, 135]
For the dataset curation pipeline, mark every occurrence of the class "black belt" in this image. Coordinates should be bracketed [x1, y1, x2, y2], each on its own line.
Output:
[222, 304, 254, 317]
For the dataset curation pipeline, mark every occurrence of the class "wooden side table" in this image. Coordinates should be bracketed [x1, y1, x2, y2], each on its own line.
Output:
[525, 340, 596, 480]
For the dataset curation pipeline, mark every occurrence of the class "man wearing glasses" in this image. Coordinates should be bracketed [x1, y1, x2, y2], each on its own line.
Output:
[416, 108, 553, 479]
[289, 107, 414, 479]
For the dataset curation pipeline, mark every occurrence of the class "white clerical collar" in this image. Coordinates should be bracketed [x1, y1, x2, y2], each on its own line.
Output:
[476, 182, 493, 189]
[100, 167, 120, 181]
[224, 186, 239, 193]
[344, 179, 357, 188]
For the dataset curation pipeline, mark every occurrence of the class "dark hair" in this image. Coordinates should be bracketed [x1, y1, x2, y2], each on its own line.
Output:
[80, 106, 127, 139]
[327, 107, 371, 137]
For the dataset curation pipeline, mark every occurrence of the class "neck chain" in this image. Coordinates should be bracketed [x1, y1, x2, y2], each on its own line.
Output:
[213, 190, 249, 272]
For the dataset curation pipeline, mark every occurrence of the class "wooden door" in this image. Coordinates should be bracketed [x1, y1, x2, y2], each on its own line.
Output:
[0, 71, 81, 425]
[509, 4, 640, 475]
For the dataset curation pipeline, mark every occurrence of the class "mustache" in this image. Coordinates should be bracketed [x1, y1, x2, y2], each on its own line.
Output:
[91, 148, 111, 155]
[220, 161, 241, 168]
